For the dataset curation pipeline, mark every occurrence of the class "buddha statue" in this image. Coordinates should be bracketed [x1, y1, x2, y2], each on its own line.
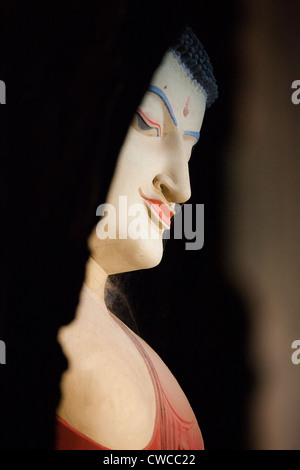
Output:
[55, 26, 218, 450]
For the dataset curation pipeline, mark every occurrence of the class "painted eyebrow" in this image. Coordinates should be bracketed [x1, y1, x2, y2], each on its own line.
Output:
[148, 85, 200, 142]
[148, 85, 178, 126]
[183, 130, 200, 142]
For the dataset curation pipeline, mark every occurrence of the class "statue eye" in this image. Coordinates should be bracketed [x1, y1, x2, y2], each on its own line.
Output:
[135, 111, 160, 137]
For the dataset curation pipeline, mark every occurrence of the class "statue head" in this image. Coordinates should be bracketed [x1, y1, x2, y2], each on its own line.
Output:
[88, 27, 218, 275]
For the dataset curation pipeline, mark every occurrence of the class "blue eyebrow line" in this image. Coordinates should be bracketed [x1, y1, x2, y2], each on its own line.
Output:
[184, 130, 200, 141]
[148, 85, 200, 142]
[148, 85, 178, 126]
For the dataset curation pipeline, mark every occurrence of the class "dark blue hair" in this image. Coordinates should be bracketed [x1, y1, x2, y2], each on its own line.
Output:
[171, 26, 218, 108]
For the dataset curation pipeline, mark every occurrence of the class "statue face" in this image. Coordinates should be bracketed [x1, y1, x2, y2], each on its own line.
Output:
[89, 51, 206, 274]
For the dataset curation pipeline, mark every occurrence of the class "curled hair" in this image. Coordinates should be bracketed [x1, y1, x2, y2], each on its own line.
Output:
[171, 26, 218, 108]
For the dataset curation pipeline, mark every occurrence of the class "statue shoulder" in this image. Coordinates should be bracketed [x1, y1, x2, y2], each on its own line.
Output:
[57, 309, 156, 450]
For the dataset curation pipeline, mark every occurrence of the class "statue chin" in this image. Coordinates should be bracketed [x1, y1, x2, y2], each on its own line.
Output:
[89, 232, 164, 275]
[123, 237, 165, 273]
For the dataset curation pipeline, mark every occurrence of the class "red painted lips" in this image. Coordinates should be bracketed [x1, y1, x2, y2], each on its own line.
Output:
[140, 194, 174, 228]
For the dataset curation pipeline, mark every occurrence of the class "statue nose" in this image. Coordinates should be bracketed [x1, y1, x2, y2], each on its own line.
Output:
[152, 170, 191, 204]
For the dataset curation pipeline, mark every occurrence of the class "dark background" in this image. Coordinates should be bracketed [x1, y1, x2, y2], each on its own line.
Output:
[2, 0, 298, 451]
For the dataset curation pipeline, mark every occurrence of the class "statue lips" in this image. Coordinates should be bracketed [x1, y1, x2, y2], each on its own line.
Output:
[140, 194, 174, 229]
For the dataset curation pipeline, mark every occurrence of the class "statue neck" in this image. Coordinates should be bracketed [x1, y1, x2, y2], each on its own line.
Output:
[84, 256, 108, 302]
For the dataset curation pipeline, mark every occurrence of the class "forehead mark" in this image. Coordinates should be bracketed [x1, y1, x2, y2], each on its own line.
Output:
[183, 96, 190, 117]
[148, 85, 200, 142]
[148, 85, 178, 126]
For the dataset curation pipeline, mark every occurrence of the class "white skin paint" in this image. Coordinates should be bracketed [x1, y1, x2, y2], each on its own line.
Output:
[89, 51, 206, 275]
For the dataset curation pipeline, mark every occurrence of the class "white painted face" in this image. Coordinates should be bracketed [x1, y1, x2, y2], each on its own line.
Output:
[88, 51, 207, 274]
